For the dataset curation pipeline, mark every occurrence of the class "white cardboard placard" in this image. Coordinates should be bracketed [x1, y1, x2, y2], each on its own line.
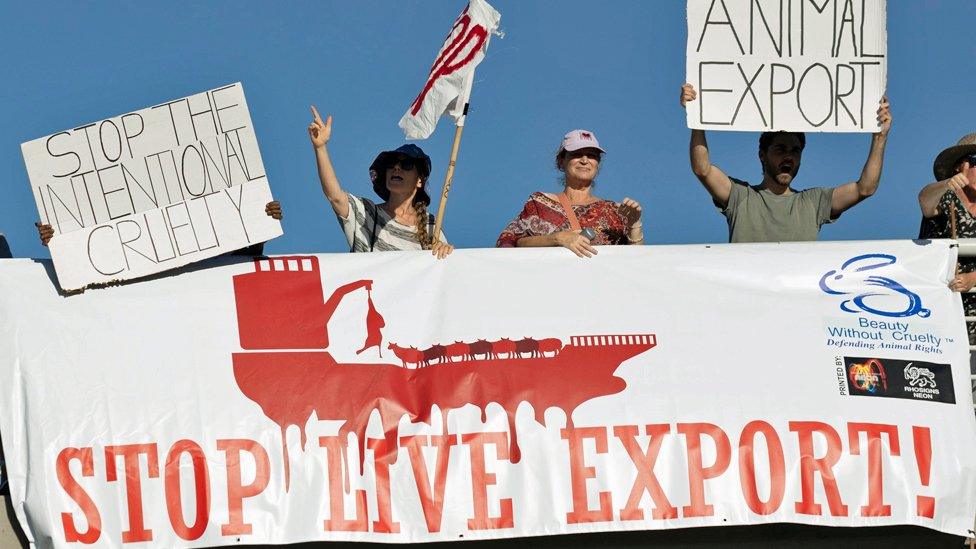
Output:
[21, 83, 282, 289]
[686, 0, 887, 132]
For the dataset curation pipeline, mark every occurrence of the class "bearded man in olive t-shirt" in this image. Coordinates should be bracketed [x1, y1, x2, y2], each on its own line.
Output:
[679, 84, 892, 243]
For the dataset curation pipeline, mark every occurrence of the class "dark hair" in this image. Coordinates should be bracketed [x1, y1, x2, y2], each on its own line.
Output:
[555, 149, 567, 171]
[759, 131, 806, 153]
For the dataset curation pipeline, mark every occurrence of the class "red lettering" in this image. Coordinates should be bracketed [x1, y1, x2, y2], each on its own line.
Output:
[408, 14, 488, 116]
[561, 427, 613, 524]
[848, 423, 899, 517]
[402, 434, 456, 533]
[677, 423, 731, 518]
[217, 439, 271, 536]
[56, 447, 102, 544]
[738, 420, 785, 515]
[612, 424, 677, 520]
[462, 431, 513, 530]
[367, 437, 400, 533]
[912, 426, 935, 518]
[319, 436, 368, 532]
[789, 421, 849, 516]
[104, 443, 159, 543]
[164, 440, 211, 540]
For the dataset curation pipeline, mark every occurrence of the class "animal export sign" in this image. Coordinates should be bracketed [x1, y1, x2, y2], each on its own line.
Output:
[20, 83, 282, 290]
[686, 0, 887, 132]
[0, 242, 974, 548]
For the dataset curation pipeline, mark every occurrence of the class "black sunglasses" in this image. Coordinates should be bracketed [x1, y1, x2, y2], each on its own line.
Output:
[963, 154, 976, 167]
[567, 150, 602, 161]
[390, 156, 418, 171]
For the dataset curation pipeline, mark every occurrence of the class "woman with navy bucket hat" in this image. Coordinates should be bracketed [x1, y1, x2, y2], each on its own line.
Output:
[308, 106, 453, 258]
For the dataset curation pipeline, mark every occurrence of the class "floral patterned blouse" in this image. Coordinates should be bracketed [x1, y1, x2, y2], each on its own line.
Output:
[496, 192, 629, 247]
[919, 189, 976, 344]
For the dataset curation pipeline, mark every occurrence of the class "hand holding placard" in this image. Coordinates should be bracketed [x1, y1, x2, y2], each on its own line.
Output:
[265, 201, 282, 220]
[876, 96, 892, 136]
[680, 83, 697, 108]
[35, 222, 54, 247]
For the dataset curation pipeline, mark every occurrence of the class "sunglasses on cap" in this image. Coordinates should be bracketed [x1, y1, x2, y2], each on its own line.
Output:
[388, 156, 419, 171]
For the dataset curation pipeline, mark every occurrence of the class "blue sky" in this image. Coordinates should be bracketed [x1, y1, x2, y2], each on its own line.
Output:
[1, 0, 974, 258]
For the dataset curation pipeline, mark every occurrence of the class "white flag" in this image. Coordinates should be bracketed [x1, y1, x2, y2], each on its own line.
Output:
[399, 0, 501, 139]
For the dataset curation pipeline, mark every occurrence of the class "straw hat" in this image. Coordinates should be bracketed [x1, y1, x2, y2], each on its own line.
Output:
[933, 133, 976, 181]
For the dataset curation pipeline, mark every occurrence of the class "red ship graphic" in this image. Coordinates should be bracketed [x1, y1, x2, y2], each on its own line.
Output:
[231, 256, 657, 488]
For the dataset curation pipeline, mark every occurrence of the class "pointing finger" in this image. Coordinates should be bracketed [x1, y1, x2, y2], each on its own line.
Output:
[310, 105, 323, 124]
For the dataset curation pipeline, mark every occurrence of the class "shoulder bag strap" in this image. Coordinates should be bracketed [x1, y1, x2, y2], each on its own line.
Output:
[368, 204, 380, 252]
[555, 192, 582, 231]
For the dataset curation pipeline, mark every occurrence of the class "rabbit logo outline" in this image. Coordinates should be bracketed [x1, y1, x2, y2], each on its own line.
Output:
[819, 253, 931, 319]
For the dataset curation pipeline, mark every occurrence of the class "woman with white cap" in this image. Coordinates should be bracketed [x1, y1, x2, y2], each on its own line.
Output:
[308, 106, 452, 258]
[496, 129, 643, 257]
[918, 133, 976, 344]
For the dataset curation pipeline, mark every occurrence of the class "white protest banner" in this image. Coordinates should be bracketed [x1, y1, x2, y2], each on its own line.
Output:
[399, 0, 501, 139]
[686, 0, 887, 132]
[21, 83, 282, 290]
[1, 242, 974, 548]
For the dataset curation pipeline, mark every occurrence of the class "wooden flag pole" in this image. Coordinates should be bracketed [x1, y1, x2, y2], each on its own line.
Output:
[951, 201, 961, 276]
[432, 108, 467, 244]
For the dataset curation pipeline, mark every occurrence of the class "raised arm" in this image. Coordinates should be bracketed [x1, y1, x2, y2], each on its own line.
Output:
[919, 179, 960, 219]
[308, 106, 349, 219]
[919, 173, 968, 218]
[830, 97, 891, 217]
[681, 84, 733, 207]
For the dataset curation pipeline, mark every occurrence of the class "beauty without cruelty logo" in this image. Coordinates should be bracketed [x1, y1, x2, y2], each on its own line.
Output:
[819, 254, 930, 319]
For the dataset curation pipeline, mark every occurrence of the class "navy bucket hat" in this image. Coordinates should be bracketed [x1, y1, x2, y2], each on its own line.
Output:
[369, 144, 432, 206]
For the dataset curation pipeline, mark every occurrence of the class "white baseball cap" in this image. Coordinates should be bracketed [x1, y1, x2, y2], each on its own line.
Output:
[560, 129, 605, 153]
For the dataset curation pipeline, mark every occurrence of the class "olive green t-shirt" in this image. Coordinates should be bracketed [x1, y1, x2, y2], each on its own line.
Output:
[721, 178, 836, 243]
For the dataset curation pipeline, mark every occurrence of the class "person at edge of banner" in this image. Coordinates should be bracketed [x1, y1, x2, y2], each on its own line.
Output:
[308, 106, 452, 258]
[918, 133, 976, 349]
[679, 84, 892, 244]
[495, 130, 643, 258]
[34, 203, 283, 256]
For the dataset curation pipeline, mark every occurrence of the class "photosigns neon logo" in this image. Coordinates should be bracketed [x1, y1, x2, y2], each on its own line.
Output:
[819, 254, 930, 318]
